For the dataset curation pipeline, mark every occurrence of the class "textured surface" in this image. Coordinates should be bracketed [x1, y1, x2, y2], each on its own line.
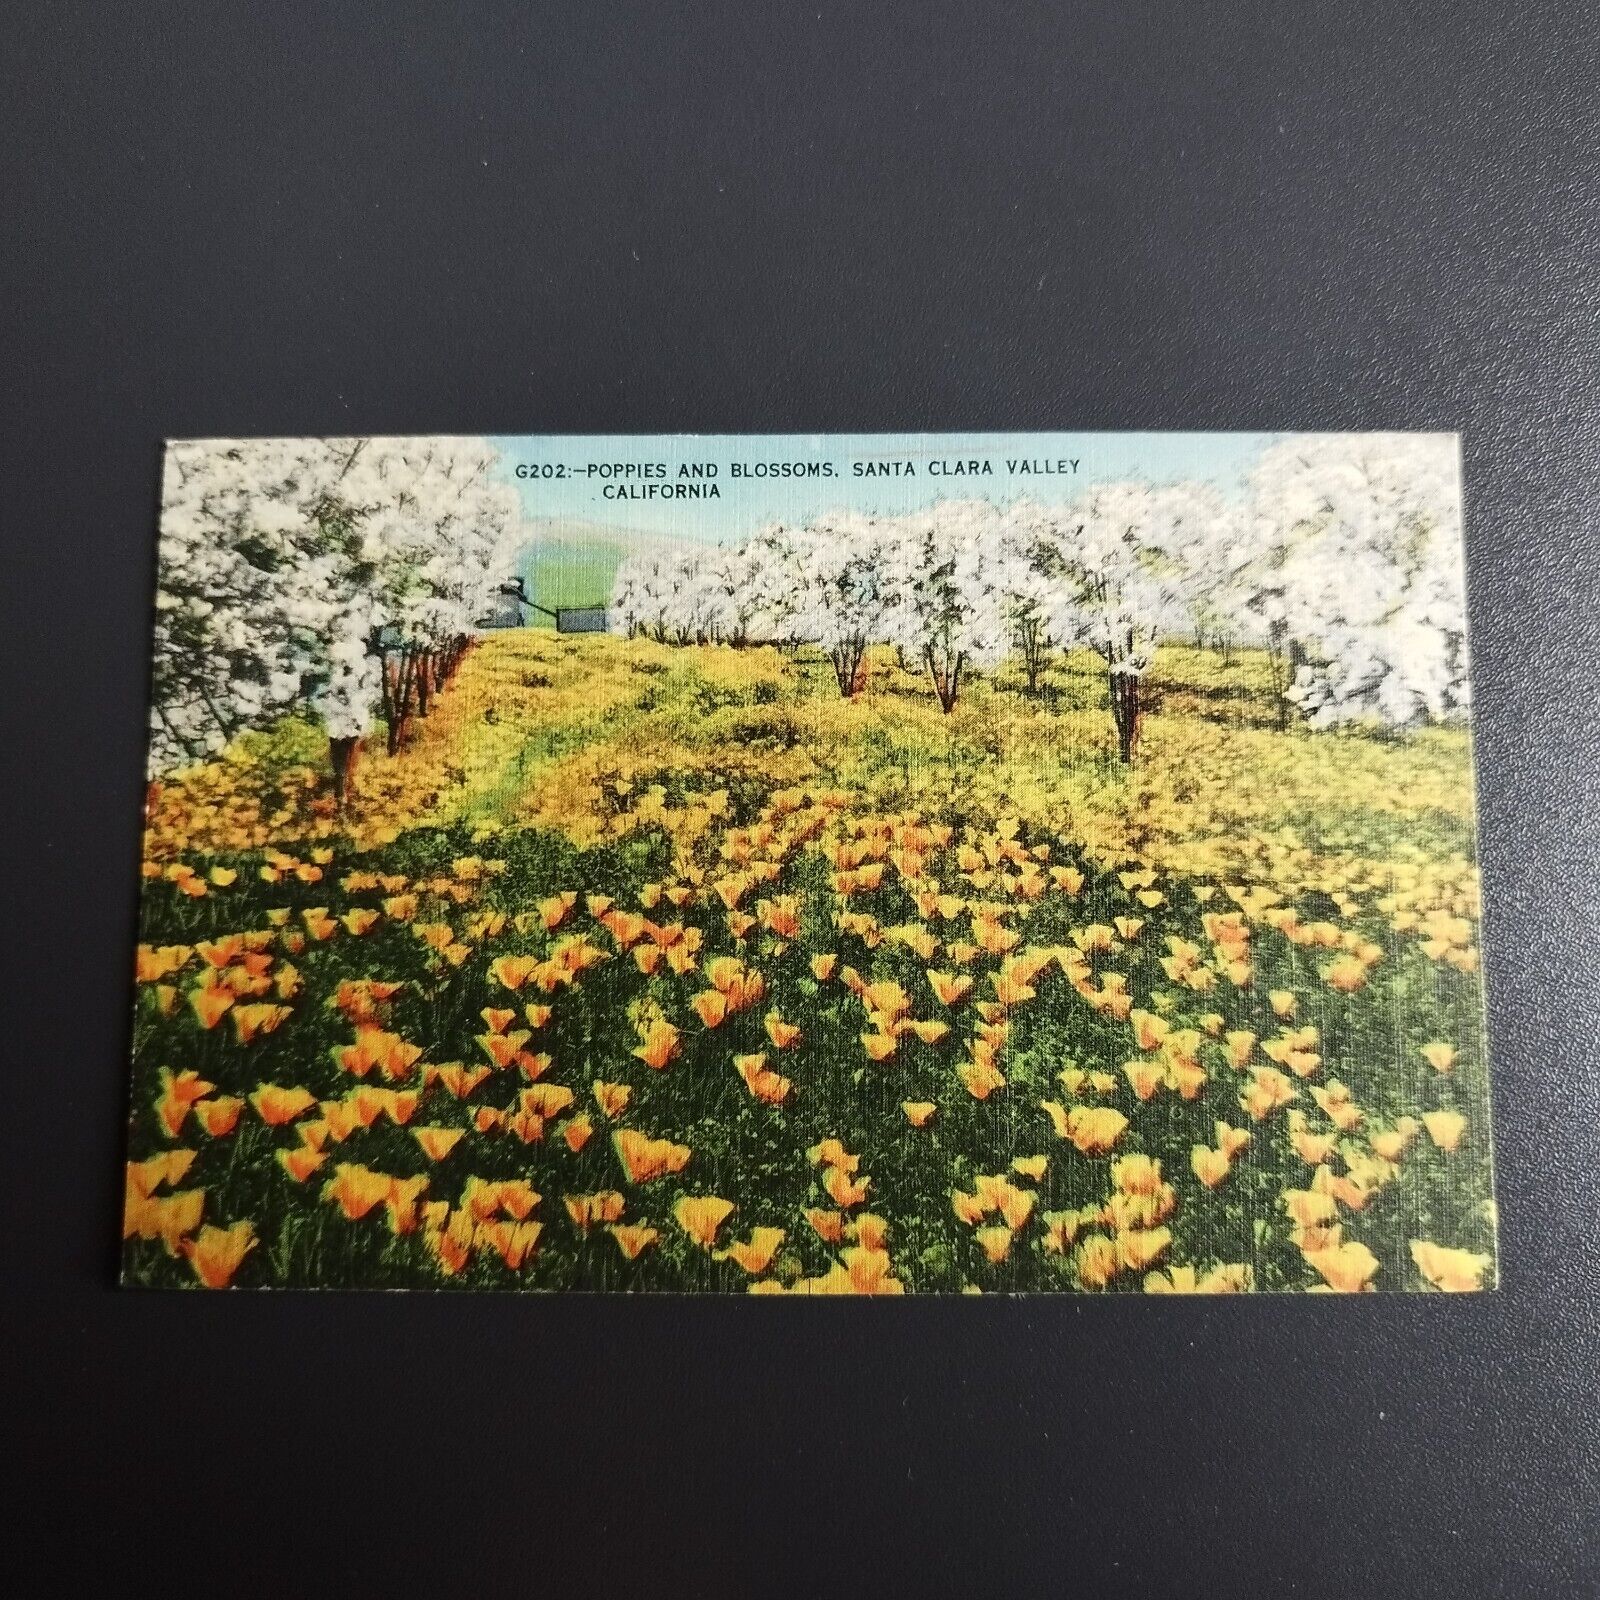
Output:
[3, 2, 1597, 1594]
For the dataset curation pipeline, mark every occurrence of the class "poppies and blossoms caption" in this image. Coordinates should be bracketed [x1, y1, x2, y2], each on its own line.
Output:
[125, 432, 1494, 1294]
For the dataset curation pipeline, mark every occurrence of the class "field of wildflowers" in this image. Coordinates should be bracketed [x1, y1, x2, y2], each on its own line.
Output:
[125, 630, 1493, 1293]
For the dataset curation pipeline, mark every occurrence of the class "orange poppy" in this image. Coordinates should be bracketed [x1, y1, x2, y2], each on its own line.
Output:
[488, 955, 540, 992]
[230, 1001, 291, 1044]
[188, 984, 235, 1030]
[718, 1226, 785, 1275]
[1130, 1010, 1170, 1052]
[1123, 1059, 1165, 1102]
[764, 1011, 802, 1050]
[413, 1127, 464, 1162]
[182, 1221, 256, 1288]
[480, 1218, 543, 1269]
[521, 1083, 575, 1119]
[860, 1031, 898, 1062]
[613, 1128, 691, 1184]
[926, 971, 972, 1008]
[430, 1063, 491, 1098]
[734, 1052, 793, 1105]
[673, 1194, 735, 1249]
[1302, 1237, 1380, 1292]
[608, 1224, 659, 1260]
[1215, 1121, 1252, 1159]
[1420, 1042, 1457, 1073]
[822, 1165, 871, 1209]
[1043, 1102, 1128, 1154]
[1074, 1234, 1121, 1289]
[558, 1113, 593, 1153]
[592, 1080, 632, 1118]
[691, 990, 729, 1029]
[1422, 1110, 1466, 1151]
[974, 1226, 1013, 1264]
[539, 891, 577, 931]
[631, 1019, 681, 1071]
[125, 1149, 196, 1199]
[277, 1147, 328, 1182]
[804, 1207, 846, 1243]
[478, 1029, 531, 1069]
[194, 1096, 243, 1137]
[1115, 1227, 1172, 1272]
[806, 1137, 858, 1172]
[1409, 1239, 1491, 1292]
[852, 1213, 890, 1251]
[565, 1190, 626, 1229]
[157, 1068, 216, 1137]
[322, 1163, 393, 1221]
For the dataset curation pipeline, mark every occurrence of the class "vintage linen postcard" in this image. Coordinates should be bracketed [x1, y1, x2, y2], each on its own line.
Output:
[124, 432, 1494, 1293]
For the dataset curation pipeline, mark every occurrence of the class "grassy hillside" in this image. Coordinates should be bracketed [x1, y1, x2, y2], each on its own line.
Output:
[516, 519, 697, 621]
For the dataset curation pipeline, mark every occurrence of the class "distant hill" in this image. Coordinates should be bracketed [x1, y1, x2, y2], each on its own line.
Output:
[514, 518, 695, 622]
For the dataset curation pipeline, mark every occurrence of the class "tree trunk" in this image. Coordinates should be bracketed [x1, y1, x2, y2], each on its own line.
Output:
[328, 735, 361, 810]
[386, 649, 419, 755]
[831, 635, 867, 697]
[925, 647, 964, 714]
[416, 650, 433, 717]
[1021, 622, 1046, 696]
[1109, 670, 1141, 764]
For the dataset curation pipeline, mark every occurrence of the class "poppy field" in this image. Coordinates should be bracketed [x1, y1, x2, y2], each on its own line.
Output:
[124, 628, 1495, 1294]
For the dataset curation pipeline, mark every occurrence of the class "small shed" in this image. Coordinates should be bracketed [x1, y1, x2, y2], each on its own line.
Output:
[554, 605, 609, 633]
[477, 581, 530, 629]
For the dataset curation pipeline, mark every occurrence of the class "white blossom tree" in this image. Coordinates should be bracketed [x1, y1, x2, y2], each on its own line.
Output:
[992, 514, 1083, 695]
[609, 549, 674, 641]
[785, 513, 896, 696]
[1246, 433, 1468, 728]
[877, 503, 1008, 712]
[734, 524, 814, 648]
[1012, 482, 1225, 762]
[150, 438, 347, 776]
[148, 435, 522, 807]
[599, 439, 1469, 746]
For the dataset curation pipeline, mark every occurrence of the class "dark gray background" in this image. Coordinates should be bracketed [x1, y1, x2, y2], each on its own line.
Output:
[4, 3, 1597, 1595]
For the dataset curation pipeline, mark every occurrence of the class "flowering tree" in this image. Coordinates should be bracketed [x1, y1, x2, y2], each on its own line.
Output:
[150, 438, 344, 776]
[1014, 482, 1226, 762]
[600, 441, 1469, 746]
[1246, 434, 1468, 728]
[784, 513, 896, 697]
[325, 438, 520, 757]
[609, 550, 675, 641]
[736, 524, 814, 648]
[878, 503, 1007, 712]
[992, 514, 1083, 695]
[148, 435, 522, 806]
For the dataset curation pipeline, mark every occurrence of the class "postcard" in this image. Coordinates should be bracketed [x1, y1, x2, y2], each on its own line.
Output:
[123, 432, 1494, 1292]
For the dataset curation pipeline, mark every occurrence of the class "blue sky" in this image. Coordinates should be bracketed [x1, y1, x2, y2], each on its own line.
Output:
[490, 432, 1282, 546]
